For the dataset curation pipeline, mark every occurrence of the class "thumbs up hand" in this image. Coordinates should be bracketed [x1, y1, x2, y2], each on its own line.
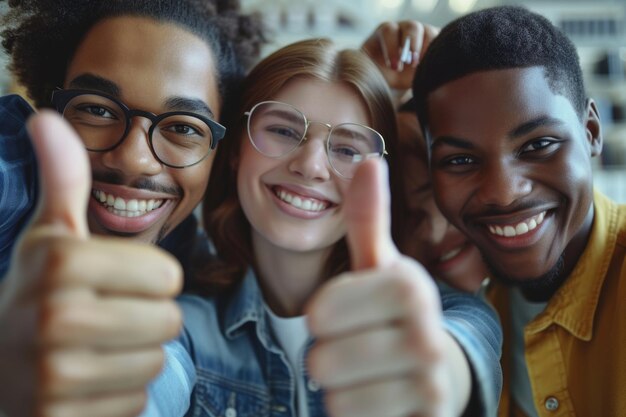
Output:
[0, 111, 183, 417]
[306, 160, 469, 417]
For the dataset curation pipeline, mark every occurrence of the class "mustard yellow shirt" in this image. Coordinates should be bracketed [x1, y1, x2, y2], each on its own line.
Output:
[489, 191, 626, 417]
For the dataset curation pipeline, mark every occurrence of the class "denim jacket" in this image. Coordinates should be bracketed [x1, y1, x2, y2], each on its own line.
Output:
[145, 270, 502, 417]
[0, 95, 38, 278]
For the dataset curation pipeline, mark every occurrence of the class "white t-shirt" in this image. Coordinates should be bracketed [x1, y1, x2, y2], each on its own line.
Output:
[265, 304, 311, 417]
[509, 287, 548, 417]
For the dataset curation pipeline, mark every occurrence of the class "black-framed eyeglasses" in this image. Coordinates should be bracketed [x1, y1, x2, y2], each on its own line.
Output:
[244, 101, 387, 179]
[51, 89, 226, 168]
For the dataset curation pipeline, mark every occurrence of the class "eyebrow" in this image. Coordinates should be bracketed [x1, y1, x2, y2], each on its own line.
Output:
[508, 116, 565, 138]
[67, 74, 121, 96]
[67, 73, 215, 118]
[164, 97, 215, 119]
[262, 108, 304, 125]
[430, 135, 474, 152]
[430, 116, 566, 151]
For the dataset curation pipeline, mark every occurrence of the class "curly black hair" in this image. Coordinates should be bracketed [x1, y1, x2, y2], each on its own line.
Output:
[1, 0, 267, 109]
[413, 5, 586, 133]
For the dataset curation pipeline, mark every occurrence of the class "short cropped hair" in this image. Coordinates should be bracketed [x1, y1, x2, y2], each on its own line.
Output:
[1, 0, 266, 108]
[413, 5, 586, 132]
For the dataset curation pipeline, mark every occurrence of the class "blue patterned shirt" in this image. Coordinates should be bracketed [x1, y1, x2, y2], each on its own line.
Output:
[0, 95, 38, 278]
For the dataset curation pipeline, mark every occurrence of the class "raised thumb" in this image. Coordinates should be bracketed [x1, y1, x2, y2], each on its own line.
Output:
[27, 110, 91, 239]
[344, 159, 399, 271]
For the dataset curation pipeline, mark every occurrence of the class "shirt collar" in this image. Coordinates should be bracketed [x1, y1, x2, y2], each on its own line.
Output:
[527, 191, 617, 340]
[223, 269, 268, 339]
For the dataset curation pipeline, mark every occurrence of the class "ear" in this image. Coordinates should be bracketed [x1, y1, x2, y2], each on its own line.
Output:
[584, 98, 603, 157]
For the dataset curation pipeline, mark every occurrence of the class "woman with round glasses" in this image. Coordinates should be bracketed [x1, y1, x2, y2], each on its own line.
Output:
[147, 38, 501, 417]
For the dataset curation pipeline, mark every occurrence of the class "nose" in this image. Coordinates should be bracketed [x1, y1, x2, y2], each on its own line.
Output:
[476, 160, 532, 207]
[287, 130, 331, 181]
[99, 118, 163, 176]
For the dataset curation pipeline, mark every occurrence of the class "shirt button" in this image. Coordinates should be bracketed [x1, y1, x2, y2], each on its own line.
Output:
[545, 396, 559, 411]
[307, 379, 320, 392]
[225, 407, 237, 417]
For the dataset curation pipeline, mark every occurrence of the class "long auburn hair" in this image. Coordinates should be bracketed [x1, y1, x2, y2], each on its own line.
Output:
[188, 38, 399, 296]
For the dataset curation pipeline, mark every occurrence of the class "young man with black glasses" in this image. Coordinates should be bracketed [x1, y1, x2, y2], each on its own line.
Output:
[0, 1, 264, 415]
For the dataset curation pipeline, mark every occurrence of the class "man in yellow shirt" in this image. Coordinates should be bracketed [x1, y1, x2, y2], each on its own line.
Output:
[413, 5, 626, 417]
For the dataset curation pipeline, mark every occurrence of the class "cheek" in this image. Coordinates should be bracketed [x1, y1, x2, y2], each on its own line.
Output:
[237, 142, 270, 190]
[175, 161, 211, 207]
[431, 174, 455, 212]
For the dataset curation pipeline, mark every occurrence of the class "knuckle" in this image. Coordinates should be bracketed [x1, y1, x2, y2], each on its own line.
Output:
[145, 348, 166, 379]
[41, 351, 93, 396]
[305, 344, 325, 381]
[39, 240, 83, 288]
[42, 303, 82, 341]
[378, 21, 398, 35]
[399, 19, 421, 33]
[161, 302, 183, 338]
[127, 390, 149, 417]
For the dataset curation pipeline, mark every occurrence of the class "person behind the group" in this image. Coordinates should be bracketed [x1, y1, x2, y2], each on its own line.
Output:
[0, 1, 265, 415]
[395, 98, 489, 293]
[146, 37, 502, 417]
[413, 5, 625, 416]
[361, 21, 488, 293]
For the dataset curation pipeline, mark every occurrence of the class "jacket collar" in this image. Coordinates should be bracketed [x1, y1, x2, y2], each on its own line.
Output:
[223, 269, 270, 341]
[525, 191, 617, 340]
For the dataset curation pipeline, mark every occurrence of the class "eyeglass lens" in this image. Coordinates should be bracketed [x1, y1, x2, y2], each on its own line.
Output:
[247, 102, 384, 177]
[61, 93, 214, 167]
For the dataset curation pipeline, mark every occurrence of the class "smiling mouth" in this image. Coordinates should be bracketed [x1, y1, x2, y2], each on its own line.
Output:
[273, 186, 330, 212]
[439, 246, 463, 262]
[486, 211, 546, 237]
[92, 189, 165, 218]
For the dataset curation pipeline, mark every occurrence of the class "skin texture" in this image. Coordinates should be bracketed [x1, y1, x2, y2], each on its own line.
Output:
[66, 16, 220, 244]
[241, 79, 363, 317]
[238, 79, 359, 258]
[427, 66, 602, 299]
[0, 16, 222, 417]
[397, 111, 488, 293]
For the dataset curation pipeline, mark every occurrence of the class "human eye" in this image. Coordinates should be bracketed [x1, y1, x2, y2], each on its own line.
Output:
[267, 125, 302, 141]
[330, 144, 359, 158]
[520, 138, 559, 156]
[447, 155, 476, 166]
[164, 123, 202, 137]
[75, 104, 117, 119]
[431, 153, 478, 175]
[158, 116, 211, 149]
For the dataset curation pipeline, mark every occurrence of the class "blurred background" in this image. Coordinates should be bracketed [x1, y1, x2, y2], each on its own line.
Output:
[1, 0, 625, 200]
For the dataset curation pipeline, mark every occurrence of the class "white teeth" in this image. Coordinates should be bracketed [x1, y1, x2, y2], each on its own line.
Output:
[126, 199, 139, 211]
[440, 247, 462, 262]
[487, 211, 547, 238]
[113, 197, 126, 210]
[92, 190, 164, 217]
[275, 188, 329, 212]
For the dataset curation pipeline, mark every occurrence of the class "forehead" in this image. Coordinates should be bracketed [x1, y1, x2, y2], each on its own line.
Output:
[271, 78, 371, 127]
[426, 67, 580, 143]
[65, 16, 221, 117]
